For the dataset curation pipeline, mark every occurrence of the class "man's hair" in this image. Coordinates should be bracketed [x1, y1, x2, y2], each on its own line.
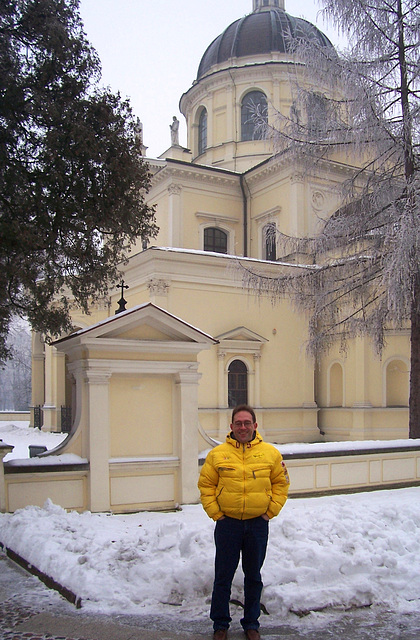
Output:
[231, 404, 256, 424]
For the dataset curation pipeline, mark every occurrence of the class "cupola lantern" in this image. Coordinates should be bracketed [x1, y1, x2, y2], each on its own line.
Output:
[253, 0, 285, 11]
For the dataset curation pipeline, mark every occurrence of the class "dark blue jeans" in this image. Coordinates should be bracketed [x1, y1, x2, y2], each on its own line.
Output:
[210, 515, 269, 631]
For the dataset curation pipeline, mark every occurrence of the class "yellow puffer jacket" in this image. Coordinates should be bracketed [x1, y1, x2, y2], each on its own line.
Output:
[198, 431, 290, 521]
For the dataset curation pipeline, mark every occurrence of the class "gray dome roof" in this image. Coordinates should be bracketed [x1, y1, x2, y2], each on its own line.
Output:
[197, 9, 334, 79]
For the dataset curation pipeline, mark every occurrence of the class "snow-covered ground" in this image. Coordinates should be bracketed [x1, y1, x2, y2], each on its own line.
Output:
[1, 422, 420, 626]
[0, 421, 67, 460]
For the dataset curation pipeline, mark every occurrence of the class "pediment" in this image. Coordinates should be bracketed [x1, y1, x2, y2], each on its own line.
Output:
[53, 303, 217, 352]
[216, 326, 268, 343]
[117, 324, 173, 341]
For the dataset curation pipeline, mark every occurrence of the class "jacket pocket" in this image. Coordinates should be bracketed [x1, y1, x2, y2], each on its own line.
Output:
[252, 466, 270, 479]
[218, 466, 236, 476]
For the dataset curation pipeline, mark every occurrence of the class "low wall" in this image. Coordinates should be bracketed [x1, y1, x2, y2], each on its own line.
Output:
[0, 412, 30, 422]
[2, 443, 420, 513]
[284, 443, 420, 497]
[3, 463, 89, 512]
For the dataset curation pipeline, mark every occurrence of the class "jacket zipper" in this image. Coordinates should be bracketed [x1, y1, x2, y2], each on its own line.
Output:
[242, 443, 246, 519]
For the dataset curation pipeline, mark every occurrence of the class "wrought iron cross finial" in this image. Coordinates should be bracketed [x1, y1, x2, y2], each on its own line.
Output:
[115, 280, 129, 314]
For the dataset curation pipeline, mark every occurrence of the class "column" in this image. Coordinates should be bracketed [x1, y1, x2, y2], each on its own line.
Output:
[352, 337, 372, 438]
[31, 331, 45, 428]
[289, 173, 305, 236]
[0, 441, 14, 512]
[175, 369, 201, 504]
[85, 369, 112, 512]
[253, 353, 261, 407]
[217, 351, 228, 439]
[42, 344, 60, 431]
[168, 184, 182, 247]
[217, 351, 226, 407]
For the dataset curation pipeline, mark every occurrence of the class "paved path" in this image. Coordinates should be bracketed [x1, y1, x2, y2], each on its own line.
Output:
[1, 550, 420, 640]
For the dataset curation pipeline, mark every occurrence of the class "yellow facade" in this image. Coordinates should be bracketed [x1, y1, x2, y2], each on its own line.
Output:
[26, 1, 410, 512]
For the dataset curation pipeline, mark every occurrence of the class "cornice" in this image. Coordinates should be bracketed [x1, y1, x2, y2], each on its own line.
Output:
[150, 161, 240, 190]
[244, 153, 360, 188]
[180, 60, 301, 114]
[121, 247, 295, 296]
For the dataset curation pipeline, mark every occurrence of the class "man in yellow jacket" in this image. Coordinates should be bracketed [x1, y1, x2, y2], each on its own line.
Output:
[198, 405, 290, 640]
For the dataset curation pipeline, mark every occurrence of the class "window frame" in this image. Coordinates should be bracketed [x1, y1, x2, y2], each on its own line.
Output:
[241, 91, 268, 142]
[203, 226, 228, 254]
[198, 108, 208, 156]
[263, 222, 277, 261]
[228, 359, 248, 408]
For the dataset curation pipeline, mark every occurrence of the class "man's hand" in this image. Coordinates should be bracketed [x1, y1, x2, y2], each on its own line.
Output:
[261, 514, 269, 521]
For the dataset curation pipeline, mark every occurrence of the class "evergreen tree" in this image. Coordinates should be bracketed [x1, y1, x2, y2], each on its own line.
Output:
[0, 0, 157, 360]
[0, 319, 31, 410]
[244, 0, 419, 435]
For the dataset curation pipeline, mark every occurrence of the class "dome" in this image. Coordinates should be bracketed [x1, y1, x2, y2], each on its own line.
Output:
[197, 8, 334, 80]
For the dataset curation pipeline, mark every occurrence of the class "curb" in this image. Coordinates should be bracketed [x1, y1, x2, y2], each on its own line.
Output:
[0, 542, 81, 608]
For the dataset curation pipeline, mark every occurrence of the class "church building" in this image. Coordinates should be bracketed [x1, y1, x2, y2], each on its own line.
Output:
[31, 0, 410, 451]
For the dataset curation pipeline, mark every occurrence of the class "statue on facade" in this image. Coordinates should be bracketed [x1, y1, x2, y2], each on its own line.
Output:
[134, 117, 147, 155]
[170, 116, 180, 146]
[134, 117, 143, 144]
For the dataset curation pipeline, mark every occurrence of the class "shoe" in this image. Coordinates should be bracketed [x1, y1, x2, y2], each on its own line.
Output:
[213, 630, 228, 640]
[244, 630, 260, 640]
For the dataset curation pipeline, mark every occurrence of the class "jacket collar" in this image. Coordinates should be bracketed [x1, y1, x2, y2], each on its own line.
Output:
[226, 430, 263, 448]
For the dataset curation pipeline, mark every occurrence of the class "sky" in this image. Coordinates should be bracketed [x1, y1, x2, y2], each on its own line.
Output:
[1, 421, 420, 627]
[78, 0, 344, 158]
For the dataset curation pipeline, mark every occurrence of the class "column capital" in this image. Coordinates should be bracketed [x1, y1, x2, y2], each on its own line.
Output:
[84, 370, 112, 386]
[175, 370, 201, 385]
[168, 183, 182, 196]
[147, 278, 170, 296]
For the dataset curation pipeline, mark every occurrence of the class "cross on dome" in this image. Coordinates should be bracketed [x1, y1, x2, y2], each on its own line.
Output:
[253, 0, 285, 11]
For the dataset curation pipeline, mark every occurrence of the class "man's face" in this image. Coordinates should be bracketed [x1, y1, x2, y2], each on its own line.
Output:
[231, 410, 257, 443]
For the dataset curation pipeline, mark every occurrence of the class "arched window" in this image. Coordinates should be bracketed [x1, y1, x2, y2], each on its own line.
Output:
[307, 92, 328, 140]
[228, 360, 248, 407]
[241, 91, 268, 141]
[386, 359, 409, 407]
[204, 227, 228, 254]
[198, 108, 207, 155]
[263, 223, 276, 261]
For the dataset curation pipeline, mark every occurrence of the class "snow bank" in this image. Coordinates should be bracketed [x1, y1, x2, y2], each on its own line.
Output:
[0, 421, 67, 461]
[1, 422, 419, 623]
[1, 490, 419, 622]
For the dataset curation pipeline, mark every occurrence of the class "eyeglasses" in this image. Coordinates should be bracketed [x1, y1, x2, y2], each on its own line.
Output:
[233, 421, 254, 427]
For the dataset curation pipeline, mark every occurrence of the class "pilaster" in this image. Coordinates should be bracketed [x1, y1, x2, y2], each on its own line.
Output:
[31, 332, 45, 428]
[0, 441, 13, 512]
[175, 369, 202, 504]
[168, 183, 183, 246]
[351, 338, 373, 439]
[42, 346, 66, 432]
[289, 173, 305, 236]
[85, 369, 112, 512]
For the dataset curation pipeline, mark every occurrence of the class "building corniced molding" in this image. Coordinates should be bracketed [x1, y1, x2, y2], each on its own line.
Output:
[254, 206, 282, 223]
[195, 211, 240, 224]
